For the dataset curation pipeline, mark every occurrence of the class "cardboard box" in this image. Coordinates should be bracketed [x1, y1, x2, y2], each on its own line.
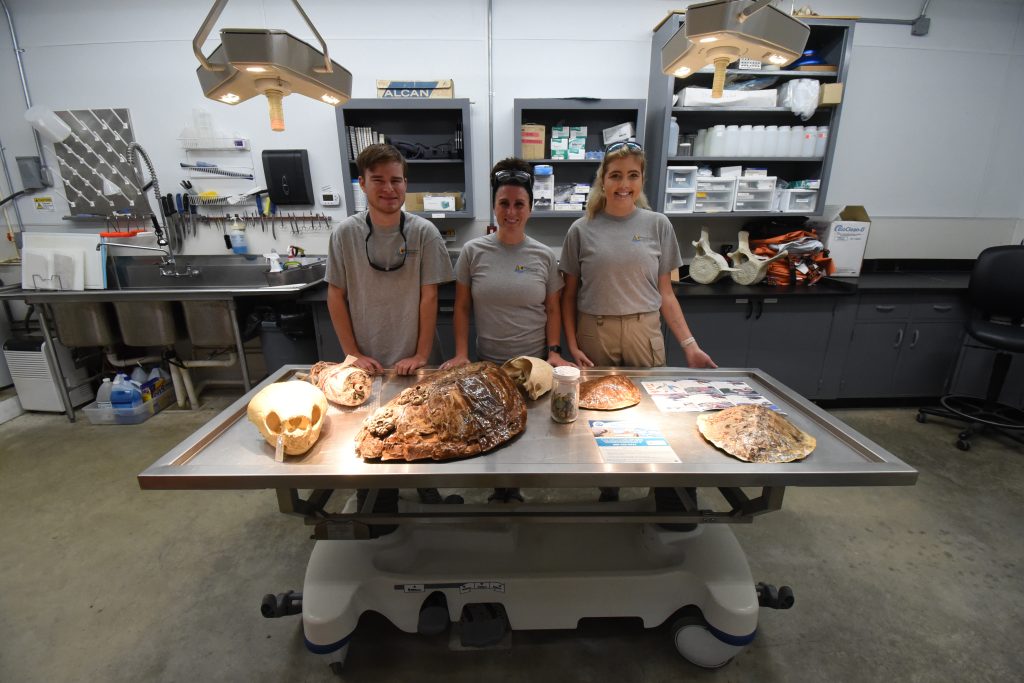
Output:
[551, 126, 587, 139]
[376, 79, 454, 98]
[567, 137, 587, 159]
[521, 124, 546, 160]
[814, 205, 871, 277]
[818, 82, 843, 106]
[404, 192, 463, 212]
[602, 122, 635, 146]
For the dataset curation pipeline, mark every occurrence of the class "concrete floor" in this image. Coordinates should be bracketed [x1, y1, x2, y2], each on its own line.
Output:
[0, 393, 1021, 682]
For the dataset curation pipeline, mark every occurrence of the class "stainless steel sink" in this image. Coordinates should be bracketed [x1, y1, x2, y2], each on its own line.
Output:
[109, 255, 325, 289]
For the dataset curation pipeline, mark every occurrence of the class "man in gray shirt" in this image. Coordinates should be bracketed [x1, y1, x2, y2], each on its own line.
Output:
[326, 144, 456, 519]
[326, 144, 454, 373]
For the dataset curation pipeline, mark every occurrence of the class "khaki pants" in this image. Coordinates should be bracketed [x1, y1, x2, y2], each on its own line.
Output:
[577, 311, 665, 367]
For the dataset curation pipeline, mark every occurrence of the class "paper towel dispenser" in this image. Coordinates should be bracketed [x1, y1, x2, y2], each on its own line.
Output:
[262, 150, 314, 205]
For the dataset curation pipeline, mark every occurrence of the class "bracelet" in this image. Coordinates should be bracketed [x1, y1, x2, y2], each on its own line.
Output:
[681, 336, 697, 347]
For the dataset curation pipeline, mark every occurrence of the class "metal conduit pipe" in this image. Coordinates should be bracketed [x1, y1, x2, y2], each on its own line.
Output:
[1, 0, 46, 163]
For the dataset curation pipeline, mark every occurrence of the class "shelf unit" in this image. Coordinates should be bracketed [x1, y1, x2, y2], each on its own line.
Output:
[645, 17, 854, 218]
[335, 98, 473, 219]
[513, 98, 646, 218]
[179, 137, 255, 182]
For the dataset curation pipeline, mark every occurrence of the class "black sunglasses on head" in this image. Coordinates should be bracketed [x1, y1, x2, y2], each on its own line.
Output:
[364, 212, 407, 272]
[493, 169, 533, 186]
[605, 141, 643, 154]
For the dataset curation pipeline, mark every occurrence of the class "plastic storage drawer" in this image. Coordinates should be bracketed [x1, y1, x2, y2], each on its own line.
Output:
[666, 166, 698, 191]
[696, 178, 737, 193]
[736, 177, 776, 192]
[778, 189, 818, 213]
[664, 191, 695, 213]
[694, 199, 733, 213]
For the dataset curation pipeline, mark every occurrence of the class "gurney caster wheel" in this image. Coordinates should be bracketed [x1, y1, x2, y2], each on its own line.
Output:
[327, 644, 350, 676]
[671, 613, 741, 669]
[916, 413, 927, 423]
[260, 591, 302, 618]
[956, 439, 971, 451]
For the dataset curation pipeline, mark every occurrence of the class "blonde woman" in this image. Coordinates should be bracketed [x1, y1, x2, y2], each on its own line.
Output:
[559, 141, 715, 506]
[559, 141, 715, 370]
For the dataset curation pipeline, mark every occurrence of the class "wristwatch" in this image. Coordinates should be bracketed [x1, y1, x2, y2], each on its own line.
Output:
[547, 345, 562, 354]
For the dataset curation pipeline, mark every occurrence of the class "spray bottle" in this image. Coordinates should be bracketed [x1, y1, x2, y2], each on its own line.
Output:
[229, 214, 248, 254]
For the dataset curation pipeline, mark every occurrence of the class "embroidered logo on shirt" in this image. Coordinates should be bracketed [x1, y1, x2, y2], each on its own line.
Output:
[514, 264, 527, 273]
[632, 234, 644, 241]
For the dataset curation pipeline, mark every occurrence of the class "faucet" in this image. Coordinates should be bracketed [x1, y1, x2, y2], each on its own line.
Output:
[95, 242, 200, 278]
[126, 142, 172, 252]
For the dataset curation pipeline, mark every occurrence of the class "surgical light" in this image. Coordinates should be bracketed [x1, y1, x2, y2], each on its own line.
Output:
[193, 0, 353, 132]
[661, 0, 809, 98]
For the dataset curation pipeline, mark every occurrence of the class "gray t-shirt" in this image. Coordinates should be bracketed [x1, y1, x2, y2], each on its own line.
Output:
[559, 208, 682, 315]
[456, 233, 563, 363]
[326, 211, 454, 366]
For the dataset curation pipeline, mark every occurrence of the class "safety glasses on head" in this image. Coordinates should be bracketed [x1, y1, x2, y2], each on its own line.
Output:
[604, 141, 643, 154]
[493, 169, 533, 186]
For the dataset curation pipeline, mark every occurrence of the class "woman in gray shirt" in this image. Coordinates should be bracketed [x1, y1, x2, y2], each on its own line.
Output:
[443, 158, 574, 503]
[442, 158, 572, 369]
[560, 141, 715, 507]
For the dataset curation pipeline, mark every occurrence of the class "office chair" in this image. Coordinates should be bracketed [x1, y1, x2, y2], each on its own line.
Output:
[917, 245, 1024, 450]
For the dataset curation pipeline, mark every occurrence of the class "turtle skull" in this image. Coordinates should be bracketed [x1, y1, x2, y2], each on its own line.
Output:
[247, 380, 328, 455]
[501, 356, 554, 400]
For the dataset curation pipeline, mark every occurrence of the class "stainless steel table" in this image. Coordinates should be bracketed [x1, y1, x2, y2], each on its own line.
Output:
[140, 365, 917, 530]
[138, 367, 917, 668]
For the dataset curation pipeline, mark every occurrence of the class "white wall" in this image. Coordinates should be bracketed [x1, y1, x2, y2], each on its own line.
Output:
[0, 0, 1021, 261]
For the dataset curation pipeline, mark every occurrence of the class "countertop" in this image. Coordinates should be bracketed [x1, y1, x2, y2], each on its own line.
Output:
[0, 280, 322, 303]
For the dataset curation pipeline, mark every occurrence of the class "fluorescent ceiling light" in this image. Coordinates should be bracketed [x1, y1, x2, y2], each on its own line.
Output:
[661, 0, 809, 98]
[193, 0, 353, 132]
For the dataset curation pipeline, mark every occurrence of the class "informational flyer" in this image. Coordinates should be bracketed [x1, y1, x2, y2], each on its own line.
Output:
[589, 420, 680, 463]
[641, 379, 780, 413]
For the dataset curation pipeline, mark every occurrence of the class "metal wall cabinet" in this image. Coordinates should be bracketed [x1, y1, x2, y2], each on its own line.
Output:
[644, 16, 854, 217]
[513, 98, 646, 219]
[336, 99, 474, 219]
[837, 293, 968, 399]
[671, 296, 838, 398]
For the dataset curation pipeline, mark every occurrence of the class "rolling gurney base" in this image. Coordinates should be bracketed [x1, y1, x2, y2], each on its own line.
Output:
[301, 500, 759, 669]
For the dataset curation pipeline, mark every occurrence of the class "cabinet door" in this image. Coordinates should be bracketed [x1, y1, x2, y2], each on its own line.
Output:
[892, 322, 964, 397]
[312, 304, 345, 362]
[673, 298, 751, 368]
[748, 298, 835, 398]
[839, 322, 905, 398]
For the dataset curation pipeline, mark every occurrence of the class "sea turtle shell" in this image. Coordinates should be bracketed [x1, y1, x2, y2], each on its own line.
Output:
[696, 404, 815, 463]
[578, 375, 642, 410]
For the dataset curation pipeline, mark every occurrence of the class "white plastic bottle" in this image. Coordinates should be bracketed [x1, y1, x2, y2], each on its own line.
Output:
[751, 125, 767, 156]
[131, 365, 148, 385]
[707, 125, 727, 156]
[774, 126, 790, 157]
[765, 126, 779, 156]
[726, 125, 742, 156]
[96, 378, 113, 409]
[532, 165, 554, 210]
[229, 215, 248, 255]
[787, 125, 805, 157]
[667, 117, 680, 157]
[800, 126, 818, 157]
[814, 125, 829, 157]
[693, 128, 707, 157]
